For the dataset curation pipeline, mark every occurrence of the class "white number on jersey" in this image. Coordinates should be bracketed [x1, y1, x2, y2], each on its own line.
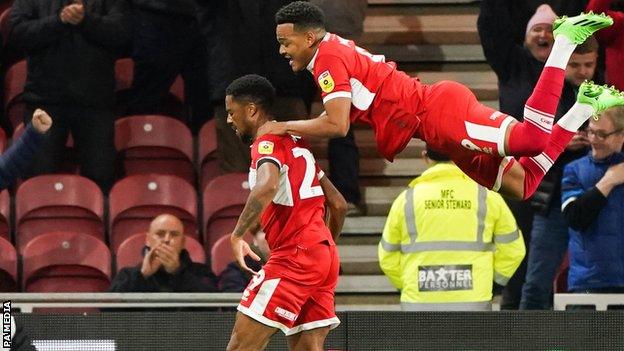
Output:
[292, 147, 323, 199]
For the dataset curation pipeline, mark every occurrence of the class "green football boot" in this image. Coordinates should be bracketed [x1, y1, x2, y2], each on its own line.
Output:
[553, 11, 613, 44]
[577, 81, 624, 120]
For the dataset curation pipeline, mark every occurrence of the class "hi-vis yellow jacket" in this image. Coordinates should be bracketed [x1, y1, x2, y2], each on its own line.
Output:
[378, 163, 525, 311]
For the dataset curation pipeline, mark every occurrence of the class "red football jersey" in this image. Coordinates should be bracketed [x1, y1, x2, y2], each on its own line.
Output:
[309, 33, 425, 161]
[249, 134, 333, 253]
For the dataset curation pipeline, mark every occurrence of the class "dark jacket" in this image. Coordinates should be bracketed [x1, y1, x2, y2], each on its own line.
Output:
[109, 249, 218, 292]
[131, 0, 197, 18]
[478, 0, 545, 121]
[218, 256, 264, 293]
[0, 124, 43, 190]
[561, 152, 624, 291]
[10, 0, 132, 108]
[202, 0, 314, 102]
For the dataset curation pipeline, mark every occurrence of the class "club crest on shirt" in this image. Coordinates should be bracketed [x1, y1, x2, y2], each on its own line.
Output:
[318, 70, 335, 93]
[258, 140, 274, 155]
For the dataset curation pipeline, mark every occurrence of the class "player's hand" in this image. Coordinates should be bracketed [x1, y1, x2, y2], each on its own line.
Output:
[60, 0, 85, 25]
[154, 244, 181, 274]
[32, 109, 53, 134]
[140, 247, 162, 278]
[257, 121, 287, 137]
[230, 234, 261, 276]
[566, 131, 590, 151]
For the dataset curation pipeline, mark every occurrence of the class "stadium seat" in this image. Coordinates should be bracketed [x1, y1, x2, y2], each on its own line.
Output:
[0, 125, 7, 152]
[198, 119, 220, 192]
[553, 251, 570, 294]
[3, 60, 26, 130]
[0, 189, 10, 241]
[21, 231, 111, 292]
[15, 175, 104, 252]
[0, 7, 9, 47]
[115, 232, 205, 271]
[0, 236, 17, 291]
[210, 232, 253, 277]
[109, 174, 198, 252]
[115, 115, 195, 185]
[114, 58, 134, 92]
[202, 173, 249, 252]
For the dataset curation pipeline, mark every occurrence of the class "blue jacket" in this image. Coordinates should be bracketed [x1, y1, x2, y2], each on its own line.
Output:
[0, 124, 43, 190]
[561, 152, 624, 291]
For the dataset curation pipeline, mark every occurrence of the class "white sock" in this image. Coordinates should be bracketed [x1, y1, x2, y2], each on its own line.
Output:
[545, 35, 577, 69]
[557, 102, 595, 132]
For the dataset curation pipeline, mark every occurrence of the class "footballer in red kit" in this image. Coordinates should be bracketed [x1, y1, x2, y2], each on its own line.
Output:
[225, 74, 347, 351]
[262, 1, 622, 201]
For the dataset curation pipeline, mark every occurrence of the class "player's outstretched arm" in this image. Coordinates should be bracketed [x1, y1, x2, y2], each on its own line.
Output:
[319, 175, 347, 241]
[258, 97, 351, 138]
[230, 162, 280, 275]
[0, 109, 52, 190]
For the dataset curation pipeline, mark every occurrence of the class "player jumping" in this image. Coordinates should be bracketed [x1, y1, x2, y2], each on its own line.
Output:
[260, 2, 624, 200]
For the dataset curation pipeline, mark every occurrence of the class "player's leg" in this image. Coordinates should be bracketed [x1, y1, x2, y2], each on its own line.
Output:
[286, 243, 340, 351]
[504, 12, 613, 157]
[501, 82, 624, 199]
[227, 312, 277, 351]
[287, 327, 331, 351]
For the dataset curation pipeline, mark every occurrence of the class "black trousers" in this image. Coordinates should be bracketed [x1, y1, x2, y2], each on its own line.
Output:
[328, 128, 361, 204]
[24, 104, 116, 192]
[129, 9, 211, 133]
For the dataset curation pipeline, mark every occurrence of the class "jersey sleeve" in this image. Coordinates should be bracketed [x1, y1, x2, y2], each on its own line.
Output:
[251, 134, 288, 170]
[314, 52, 352, 104]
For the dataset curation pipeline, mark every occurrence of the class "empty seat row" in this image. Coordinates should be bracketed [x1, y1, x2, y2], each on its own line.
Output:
[0, 230, 246, 292]
[2, 173, 250, 254]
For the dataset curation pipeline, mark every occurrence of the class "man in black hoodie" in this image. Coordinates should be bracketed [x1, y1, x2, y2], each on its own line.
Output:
[109, 214, 217, 292]
[10, 0, 132, 192]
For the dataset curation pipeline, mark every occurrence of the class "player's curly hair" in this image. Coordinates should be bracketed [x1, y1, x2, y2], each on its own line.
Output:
[226, 74, 276, 113]
[275, 1, 325, 31]
[425, 145, 451, 162]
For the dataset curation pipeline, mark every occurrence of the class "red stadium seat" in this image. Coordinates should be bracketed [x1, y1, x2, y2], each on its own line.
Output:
[109, 174, 198, 252]
[0, 236, 17, 291]
[553, 251, 570, 294]
[203, 173, 249, 252]
[3, 60, 26, 130]
[198, 119, 220, 192]
[0, 125, 7, 152]
[0, 7, 21, 66]
[0, 7, 10, 47]
[15, 175, 104, 252]
[210, 232, 252, 277]
[115, 232, 205, 271]
[0, 190, 10, 241]
[21, 231, 111, 292]
[114, 58, 134, 91]
[115, 115, 195, 185]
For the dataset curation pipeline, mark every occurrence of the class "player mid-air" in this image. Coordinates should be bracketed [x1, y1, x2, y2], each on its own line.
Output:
[260, 2, 624, 200]
[225, 74, 347, 351]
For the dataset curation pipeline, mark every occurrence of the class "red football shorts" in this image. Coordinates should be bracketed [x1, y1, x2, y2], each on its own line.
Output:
[237, 241, 340, 335]
[419, 80, 516, 190]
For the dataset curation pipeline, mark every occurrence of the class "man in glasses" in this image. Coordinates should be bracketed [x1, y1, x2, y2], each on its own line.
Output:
[561, 106, 624, 295]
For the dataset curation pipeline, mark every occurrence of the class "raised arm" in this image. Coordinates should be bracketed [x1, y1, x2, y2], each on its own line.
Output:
[586, 0, 624, 44]
[477, 0, 526, 82]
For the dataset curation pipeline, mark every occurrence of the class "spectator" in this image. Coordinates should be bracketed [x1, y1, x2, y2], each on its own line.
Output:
[378, 146, 525, 311]
[126, 0, 211, 133]
[586, 0, 624, 90]
[311, 0, 368, 216]
[10, 0, 132, 192]
[109, 214, 217, 292]
[561, 106, 624, 294]
[477, 1, 558, 309]
[219, 230, 269, 292]
[203, 1, 312, 174]
[520, 37, 600, 310]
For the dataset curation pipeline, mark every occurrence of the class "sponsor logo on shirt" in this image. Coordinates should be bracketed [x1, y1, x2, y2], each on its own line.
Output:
[318, 70, 335, 93]
[258, 141, 274, 155]
[275, 307, 298, 322]
[418, 265, 473, 292]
